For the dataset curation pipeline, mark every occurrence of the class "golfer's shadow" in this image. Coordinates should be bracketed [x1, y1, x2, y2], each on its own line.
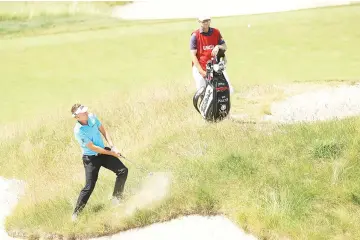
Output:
[90, 203, 106, 213]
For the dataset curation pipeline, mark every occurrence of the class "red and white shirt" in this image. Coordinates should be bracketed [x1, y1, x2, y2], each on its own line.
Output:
[190, 27, 225, 70]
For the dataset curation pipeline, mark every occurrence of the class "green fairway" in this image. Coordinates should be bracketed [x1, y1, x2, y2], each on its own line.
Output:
[1, 3, 359, 125]
[1, 3, 360, 240]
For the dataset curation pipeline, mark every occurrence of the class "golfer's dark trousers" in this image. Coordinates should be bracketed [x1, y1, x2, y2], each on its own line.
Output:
[73, 149, 128, 214]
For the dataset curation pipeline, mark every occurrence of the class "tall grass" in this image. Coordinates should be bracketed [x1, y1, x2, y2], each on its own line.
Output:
[4, 83, 360, 239]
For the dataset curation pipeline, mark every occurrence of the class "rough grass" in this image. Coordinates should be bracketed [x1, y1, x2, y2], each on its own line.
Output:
[1, 3, 360, 240]
[5, 86, 360, 240]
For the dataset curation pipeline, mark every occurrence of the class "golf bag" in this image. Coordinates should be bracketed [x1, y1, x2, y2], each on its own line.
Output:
[193, 54, 231, 122]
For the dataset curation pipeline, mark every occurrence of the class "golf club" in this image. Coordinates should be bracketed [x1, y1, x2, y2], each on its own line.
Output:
[119, 155, 153, 176]
[105, 147, 153, 175]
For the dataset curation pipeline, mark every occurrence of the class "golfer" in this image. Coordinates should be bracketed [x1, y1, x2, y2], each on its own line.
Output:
[70, 103, 128, 221]
[190, 16, 234, 94]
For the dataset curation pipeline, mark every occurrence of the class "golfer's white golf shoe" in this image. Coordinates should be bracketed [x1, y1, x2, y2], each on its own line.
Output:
[71, 213, 78, 222]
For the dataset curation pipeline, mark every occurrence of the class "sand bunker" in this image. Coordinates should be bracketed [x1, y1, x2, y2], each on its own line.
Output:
[265, 84, 360, 124]
[0, 177, 25, 240]
[92, 215, 257, 240]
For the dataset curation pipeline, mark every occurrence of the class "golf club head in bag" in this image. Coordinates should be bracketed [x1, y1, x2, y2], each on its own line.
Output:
[193, 52, 231, 122]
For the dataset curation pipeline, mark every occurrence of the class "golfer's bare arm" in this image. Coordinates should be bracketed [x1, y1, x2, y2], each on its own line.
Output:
[86, 142, 116, 156]
[98, 124, 115, 148]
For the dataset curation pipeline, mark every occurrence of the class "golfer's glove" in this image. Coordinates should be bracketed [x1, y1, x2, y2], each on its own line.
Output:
[111, 146, 122, 157]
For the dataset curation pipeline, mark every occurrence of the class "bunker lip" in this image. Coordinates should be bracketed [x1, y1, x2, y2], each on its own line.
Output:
[0, 175, 257, 240]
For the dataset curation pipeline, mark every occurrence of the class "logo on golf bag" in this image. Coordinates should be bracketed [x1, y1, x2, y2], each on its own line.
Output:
[218, 96, 229, 103]
[193, 58, 231, 122]
[199, 84, 214, 119]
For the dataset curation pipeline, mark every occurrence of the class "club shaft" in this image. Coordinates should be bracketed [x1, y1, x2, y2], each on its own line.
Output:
[121, 156, 150, 173]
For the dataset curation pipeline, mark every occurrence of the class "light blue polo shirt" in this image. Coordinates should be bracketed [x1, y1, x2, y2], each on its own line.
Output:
[74, 113, 105, 156]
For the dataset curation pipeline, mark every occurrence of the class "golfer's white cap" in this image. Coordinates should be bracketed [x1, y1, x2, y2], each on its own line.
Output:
[198, 16, 211, 21]
[72, 105, 88, 117]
